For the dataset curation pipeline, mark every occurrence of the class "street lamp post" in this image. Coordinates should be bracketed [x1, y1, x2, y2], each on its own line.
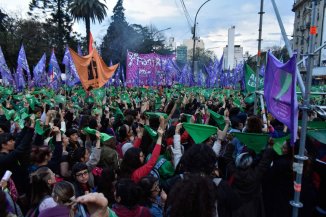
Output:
[192, 0, 211, 75]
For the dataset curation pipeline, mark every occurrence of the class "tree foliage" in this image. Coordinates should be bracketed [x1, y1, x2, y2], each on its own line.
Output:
[100, 0, 173, 69]
[69, 0, 107, 53]
[28, 0, 79, 60]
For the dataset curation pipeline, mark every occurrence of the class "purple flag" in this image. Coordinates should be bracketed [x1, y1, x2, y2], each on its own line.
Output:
[15, 67, 26, 90]
[62, 47, 80, 87]
[264, 52, 298, 144]
[48, 49, 62, 90]
[33, 53, 47, 87]
[0, 47, 14, 85]
[77, 44, 83, 56]
[17, 44, 32, 88]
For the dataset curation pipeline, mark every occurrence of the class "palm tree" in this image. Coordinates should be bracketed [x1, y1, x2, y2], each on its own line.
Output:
[69, 0, 107, 53]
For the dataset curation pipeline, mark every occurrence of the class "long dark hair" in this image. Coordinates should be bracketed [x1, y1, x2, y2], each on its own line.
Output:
[164, 174, 217, 217]
[119, 147, 142, 179]
[30, 167, 53, 207]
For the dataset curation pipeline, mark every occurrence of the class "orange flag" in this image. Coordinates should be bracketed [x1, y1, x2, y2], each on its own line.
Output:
[69, 48, 119, 90]
[89, 32, 94, 53]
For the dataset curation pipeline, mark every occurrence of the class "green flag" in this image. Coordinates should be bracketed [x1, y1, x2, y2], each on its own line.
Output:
[2, 107, 15, 121]
[183, 123, 217, 144]
[232, 132, 269, 154]
[272, 135, 290, 155]
[244, 64, 264, 93]
[307, 129, 326, 144]
[35, 120, 46, 135]
[83, 127, 113, 142]
[144, 125, 158, 139]
[145, 112, 168, 119]
[208, 109, 225, 130]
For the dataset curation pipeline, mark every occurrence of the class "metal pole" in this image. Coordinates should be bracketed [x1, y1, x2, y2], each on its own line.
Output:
[290, 1, 318, 217]
[296, 42, 326, 65]
[254, 0, 264, 115]
[270, 0, 306, 95]
[259, 94, 268, 128]
[192, 0, 211, 76]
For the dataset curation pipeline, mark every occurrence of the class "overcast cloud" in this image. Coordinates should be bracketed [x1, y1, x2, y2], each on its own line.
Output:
[0, 0, 294, 57]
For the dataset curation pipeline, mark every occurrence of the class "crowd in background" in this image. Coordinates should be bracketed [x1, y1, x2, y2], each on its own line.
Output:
[0, 85, 325, 217]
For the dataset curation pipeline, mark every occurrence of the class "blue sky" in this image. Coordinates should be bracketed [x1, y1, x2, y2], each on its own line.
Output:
[0, 0, 294, 57]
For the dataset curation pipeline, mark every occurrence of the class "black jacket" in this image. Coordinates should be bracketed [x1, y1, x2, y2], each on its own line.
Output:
[0, 127, 34, 194]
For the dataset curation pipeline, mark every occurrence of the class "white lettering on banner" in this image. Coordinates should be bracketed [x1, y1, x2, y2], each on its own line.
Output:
[248, 74, 264, 88]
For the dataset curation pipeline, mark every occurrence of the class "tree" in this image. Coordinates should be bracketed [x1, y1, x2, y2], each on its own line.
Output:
[28, 0, 77, 60]
[69, 0, 107, 53]
[100, 0, 173, 68]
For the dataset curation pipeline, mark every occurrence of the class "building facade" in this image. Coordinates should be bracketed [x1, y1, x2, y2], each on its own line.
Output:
[223, 45, 244, 69]
[292, 0, 326, 79]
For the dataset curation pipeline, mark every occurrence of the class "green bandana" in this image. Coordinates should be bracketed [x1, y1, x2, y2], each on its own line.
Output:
[232, 132, 269, 154]
[183, 123, 217, 144]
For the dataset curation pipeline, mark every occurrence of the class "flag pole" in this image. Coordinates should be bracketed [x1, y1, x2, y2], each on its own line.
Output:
[254, 0, 264, 115]
[270, 0, 306, 95]
[290, 1, 318, 217]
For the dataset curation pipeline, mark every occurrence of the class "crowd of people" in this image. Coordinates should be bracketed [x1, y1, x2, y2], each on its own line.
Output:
[0, 85, 325, 217]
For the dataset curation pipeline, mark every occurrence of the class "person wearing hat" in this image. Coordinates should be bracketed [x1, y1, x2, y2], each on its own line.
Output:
[65, 128, 81, 154]
[224, 138, 277, 217]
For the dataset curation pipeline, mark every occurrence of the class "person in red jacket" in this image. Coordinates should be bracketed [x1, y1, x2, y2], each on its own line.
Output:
[119, 127, 164, 183]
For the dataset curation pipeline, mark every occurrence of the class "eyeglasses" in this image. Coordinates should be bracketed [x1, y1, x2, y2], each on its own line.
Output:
[75, 170, 88, 178]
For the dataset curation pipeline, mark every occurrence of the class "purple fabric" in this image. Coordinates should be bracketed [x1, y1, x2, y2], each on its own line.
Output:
[17, 44, 32, 88]
[264, 52, 298, 145]
[63, 47, 80, 87]
[15, 67, 26, 90]
[48, 50, 62, 90]
[33, 53, 47, 87]
[126, 51, 175, 86]
[0, 47, 14, 85]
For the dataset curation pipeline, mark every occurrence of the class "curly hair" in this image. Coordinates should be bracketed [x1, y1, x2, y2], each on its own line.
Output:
[164, 174, 217, 217]
[179, 143, 218, 175]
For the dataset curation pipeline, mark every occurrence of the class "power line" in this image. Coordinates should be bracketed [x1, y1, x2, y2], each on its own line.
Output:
[179, 0, 193, 29]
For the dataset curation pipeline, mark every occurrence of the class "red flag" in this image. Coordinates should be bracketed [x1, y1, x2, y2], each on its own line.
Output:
[89, 32, 94, 54]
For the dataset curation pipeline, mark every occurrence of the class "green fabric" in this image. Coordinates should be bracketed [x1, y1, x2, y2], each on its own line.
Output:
[145, 112, 168, 119]
[144, 125, 158, 138]
[2, 107, 15, 120]
[232, 132, 269, 154]
[298, 121, 326, 129]
[208, 109, 225, 130]
[35, 120, 45, 135]
[54, 95, 66, 104]
[182, 114, 193, 123]
[83, 127, 113, 142]
[183, 123, 217, 144]
[272, 135, 290, 155]
[244, 94, 255, 104]
[146, 155, 175, 180]
[21, 112, 30, 120]
[307, 129, 326, 144]
[244, 64, 263, 93]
